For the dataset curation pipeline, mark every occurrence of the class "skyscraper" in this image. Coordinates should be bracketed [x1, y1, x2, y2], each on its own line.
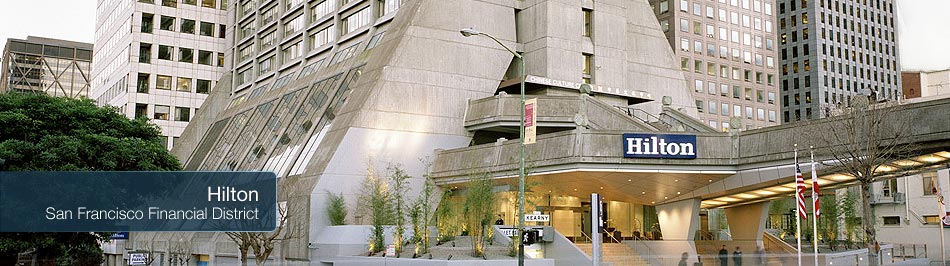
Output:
[776, 0, 901, 122]
[91, 0, 229, 149]
[1, 36, 93, 98]
[649, 0, 782, 131]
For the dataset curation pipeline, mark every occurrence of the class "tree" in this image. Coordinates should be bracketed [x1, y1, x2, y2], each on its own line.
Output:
[802, 96, 914, 265]
[224, 180, 305, 266]
[818, 194, 841, 250]
[0, 92, 181, 264]
[435, 190, 460, 245]
[410, 161, 436, 256]
[326, 192, 348, 226]
[358, 166, 393, 254]
[841, 189, 861, 249]
[462, 173, 496, 257]
[388, 164, 411, 256]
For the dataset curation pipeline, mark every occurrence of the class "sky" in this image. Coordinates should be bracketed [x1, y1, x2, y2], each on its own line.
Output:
[0, 0, 947, 71]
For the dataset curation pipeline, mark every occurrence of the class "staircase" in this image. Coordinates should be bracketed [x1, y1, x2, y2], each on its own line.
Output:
[576, 243, 650, 266]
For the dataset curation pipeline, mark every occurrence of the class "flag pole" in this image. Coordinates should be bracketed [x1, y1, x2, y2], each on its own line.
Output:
[795, 145, 802, 266]
[811, 147, 819, 266]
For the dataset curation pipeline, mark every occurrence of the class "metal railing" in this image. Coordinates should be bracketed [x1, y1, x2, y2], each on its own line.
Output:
[870, 192, 906, 204]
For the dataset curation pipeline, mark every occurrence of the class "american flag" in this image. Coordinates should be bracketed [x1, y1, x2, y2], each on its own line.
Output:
[795, 161, 808, 220]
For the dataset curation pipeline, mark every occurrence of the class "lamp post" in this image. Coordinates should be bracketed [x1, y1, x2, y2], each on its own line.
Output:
[460, 27, 527, 266]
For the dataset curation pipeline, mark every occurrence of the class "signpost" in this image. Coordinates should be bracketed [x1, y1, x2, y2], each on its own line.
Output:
[591, 193, 602, 266]
[622, 133, 698, 159]
[524, 213, 549, 222]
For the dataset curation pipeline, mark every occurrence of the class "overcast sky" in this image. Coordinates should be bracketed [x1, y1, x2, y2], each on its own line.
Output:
[0, 0, 947, 70]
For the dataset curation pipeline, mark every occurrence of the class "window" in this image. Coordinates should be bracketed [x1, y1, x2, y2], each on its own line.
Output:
[660, 0, 669, 13]
[154, 105, 170, 120]
[283, 41, 303, 62]
[137, 73, 150, 93]
[218, 52, 225, 67]
[238, 44, 254, 62]
[162, 0, 177, 7]
[196, 79, 212, 94]
[200, 22, 215, 36]
[160, 16, 175, 31]
[201, 0, 215, 8]
[721, 103, 729, 116]
[236, 67, 253, 85]
[259, 30, 276, 49]
[156, 75, 172, 90]
[259, 55, 275, 75]
[923, 172, 938, 196]
[583, 53, 593, 75]
[239, 0, 255, 17]
[680, 19, 689, 32]
[709, 101, 717, 114]
[219, 24, 226, 38]
[175, 107, 191, 122]
[198, 50, 213, 65]
[311, 0, 336, 21]
[284, 13, 305, 36]
[696, 100, 704, 112]
[583, 9, 592, 37]
[183, 0, 196, 5]
[695, 79, 704, 93]
[260, 5, 277, 25]
[285, 0, 304, 10]
[181, 19, 196, 34]
[239, 21, 255, 40]
[178, 48, 193, 63]
[310, 27, 334, 49]
[924, 215, 940, 225]
[141, 13, 154, 33]
[135, 104, 148, 119]
[341, 7, 371, 34]
[158, 45, 172, 60]
[139, 43, 152, 63]
[757, 108, 765, 120]
[768, 110, 776, 122]
[380, 0, 402, 16]
[882, 216, 900, 226]
[177, 77, 192, 92]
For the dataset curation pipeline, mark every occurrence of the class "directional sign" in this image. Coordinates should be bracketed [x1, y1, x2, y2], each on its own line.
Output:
[524, 214, 549, 222]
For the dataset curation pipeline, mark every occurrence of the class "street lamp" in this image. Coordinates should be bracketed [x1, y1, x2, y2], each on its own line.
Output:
[460, 27, 527, 266]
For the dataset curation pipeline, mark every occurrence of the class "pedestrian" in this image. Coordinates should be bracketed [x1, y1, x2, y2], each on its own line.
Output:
[495, 215, 504, 225]
[718, 245, 728, 266]
[733, 246, 743, 266]
[679, 252, 689, 266]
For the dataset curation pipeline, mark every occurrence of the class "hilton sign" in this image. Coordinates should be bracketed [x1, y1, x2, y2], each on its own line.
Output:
[622, 133, 697, 159]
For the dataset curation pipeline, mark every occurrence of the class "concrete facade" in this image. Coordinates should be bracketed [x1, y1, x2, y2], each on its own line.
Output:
[901, 69, 950, 99]
[91, 0, 228, 149]
[0, 36, 93, 98]
[870, 168, 950, 261]
[777, 0, 902, 122]
[648, 0, 782, 131]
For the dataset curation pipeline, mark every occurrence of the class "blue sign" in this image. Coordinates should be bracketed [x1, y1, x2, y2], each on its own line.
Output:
[109, 232, 129, 239]
[622, 133, 697, 159]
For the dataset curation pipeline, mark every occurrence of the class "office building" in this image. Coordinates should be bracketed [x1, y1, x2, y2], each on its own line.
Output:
[777, 0, 901, 122]
[649, 0, 782, 131]
[91, 0, 229, 149]
[0, 36, 93, 98]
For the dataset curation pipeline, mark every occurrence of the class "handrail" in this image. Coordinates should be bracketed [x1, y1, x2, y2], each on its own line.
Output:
[605, 230, 622, 243]
[579, 230, 593, 243]
[614, 106, 691, 131]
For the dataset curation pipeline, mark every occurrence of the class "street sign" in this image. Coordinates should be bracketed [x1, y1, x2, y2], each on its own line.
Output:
[385, 244, 396, 257]
[109, 232, 129, 239]
[524, 214, 549, 222]
[129, 253, 147, 265]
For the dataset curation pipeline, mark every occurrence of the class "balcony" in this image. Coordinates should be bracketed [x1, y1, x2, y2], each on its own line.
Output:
[870, 192, 905, 204]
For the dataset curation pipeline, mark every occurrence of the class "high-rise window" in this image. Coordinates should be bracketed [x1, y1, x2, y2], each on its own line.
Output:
[259, 55, 275, 75]
[238, 44, 254, 62]
[200, 22, 215, 36]
[154, 105, 170, 120]
[141, 13, 154, 33]
[282, 41, 303, 62]
[341, 7, 371, 34]
[284, 14, 305, 36]
[239, 0, 255, 17]
[139, 43, 152, 63]
[259, 30, 276, 50]
[158, 45, 173, 60]
[135, 104, 148, 119]
[240, 21, 255, 39]
[218, 52, 225, 67]
[181, 19, 196, 34]
[583, 9, 592, 37]
[198, 50, 213, 65]
[311, 0, 336, 21]
[177, 77, 192, 92]
[160, 16, 175, 31]
[219, 24, 226, 38]
[179, 48, 194, 63]
[201, 0, 215, 8]
[196, 79, 212, 94]
[260, 5, 277, 26]
[923, 172, 938, 196]
[285, 0, 304, 10]
[183, 0, 196, 5]
[162, 0, 177, 8]
[380, 0, 401, 16]
[175, 107, 191, 122]
[137, 73, 150, 93]
[310, 27, 334, 49]
[582, 53, 593, 75]
[156, 75, 172, 90]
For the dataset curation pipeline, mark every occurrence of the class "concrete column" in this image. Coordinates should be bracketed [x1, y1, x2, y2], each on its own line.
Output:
[724, 201, 771, 241]
[656, 198, 702, 241]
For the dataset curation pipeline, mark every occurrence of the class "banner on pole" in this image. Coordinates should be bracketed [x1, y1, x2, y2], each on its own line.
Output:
[524, 98, 537, 144]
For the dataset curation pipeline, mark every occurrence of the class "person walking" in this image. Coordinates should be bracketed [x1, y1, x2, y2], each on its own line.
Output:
[679, 252, 689, 266]
[718, 245, 729, 266]
[732, 246, 743, 266]
[755, 245, 766, 266]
